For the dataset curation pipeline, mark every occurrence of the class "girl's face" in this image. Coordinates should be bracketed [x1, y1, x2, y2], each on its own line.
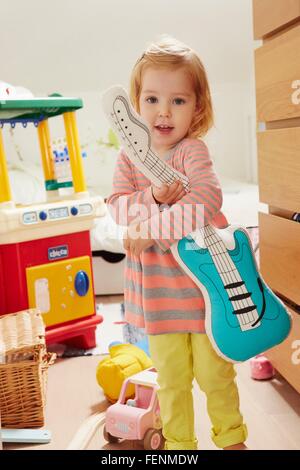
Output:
[139, 66, 198, 156]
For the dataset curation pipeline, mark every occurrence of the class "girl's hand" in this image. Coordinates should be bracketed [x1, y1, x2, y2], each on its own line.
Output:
[152, 180, 186, 205]
[123, 223, 154, 256]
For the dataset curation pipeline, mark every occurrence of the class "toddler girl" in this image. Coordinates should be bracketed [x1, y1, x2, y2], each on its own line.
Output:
[107, 35, 248, 451]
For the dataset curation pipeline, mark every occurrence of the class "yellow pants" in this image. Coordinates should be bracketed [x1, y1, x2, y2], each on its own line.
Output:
[148, 333, 248, 450]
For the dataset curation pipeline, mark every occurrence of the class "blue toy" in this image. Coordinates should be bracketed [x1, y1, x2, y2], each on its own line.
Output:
[172, 226, 291, 362]
[110, 337, 150, 357]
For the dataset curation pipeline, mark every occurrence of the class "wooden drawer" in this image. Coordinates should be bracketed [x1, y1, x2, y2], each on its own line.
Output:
[259, 212, 300, 305]
[257, 127, 300, 211]
[266, 304, 300, 393]
[255, 25, 300, 122]
[253, 0, 300, 39]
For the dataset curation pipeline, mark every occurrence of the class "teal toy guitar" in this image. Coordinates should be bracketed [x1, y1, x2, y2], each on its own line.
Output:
[171, 225, 291, 362]
[102, 86, 292, 363]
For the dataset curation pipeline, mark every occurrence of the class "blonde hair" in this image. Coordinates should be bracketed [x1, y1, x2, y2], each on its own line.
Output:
[130, 35, 214, 139]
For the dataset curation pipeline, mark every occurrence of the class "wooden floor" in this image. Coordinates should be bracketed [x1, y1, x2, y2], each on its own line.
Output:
[3, 294, 300, 451]
[83, 296, 300, 450]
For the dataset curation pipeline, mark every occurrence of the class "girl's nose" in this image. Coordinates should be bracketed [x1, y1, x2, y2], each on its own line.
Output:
[159, 103, 171, 117]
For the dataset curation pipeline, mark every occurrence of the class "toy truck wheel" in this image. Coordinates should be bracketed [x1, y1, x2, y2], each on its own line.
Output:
[103, 425, 119, 443]
[143, 428, 164, 450]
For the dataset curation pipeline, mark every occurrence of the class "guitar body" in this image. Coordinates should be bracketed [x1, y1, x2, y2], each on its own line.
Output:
[171, 225, 291, 362]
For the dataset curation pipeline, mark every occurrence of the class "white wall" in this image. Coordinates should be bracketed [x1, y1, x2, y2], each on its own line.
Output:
[208, 79, 258, 182]
[1, 0, 260, 199]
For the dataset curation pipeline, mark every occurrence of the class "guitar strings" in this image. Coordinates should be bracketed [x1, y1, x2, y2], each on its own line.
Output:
[203, 225, 254, 326]
[111, 102, 189, 190]
[202, 225, 259, 327]
[112, 113, 182, 184]
[199, 228, 241, 313]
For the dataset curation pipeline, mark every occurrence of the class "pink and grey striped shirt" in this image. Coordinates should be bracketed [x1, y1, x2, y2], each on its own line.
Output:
[107, 138, 228, 335]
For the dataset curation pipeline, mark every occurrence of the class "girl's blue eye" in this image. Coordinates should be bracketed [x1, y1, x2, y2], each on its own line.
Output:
[173, 98, 185, 105]
[146, 96, 157, 104]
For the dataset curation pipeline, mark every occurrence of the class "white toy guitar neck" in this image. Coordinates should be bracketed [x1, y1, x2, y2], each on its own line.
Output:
[102, 86, 190, 191]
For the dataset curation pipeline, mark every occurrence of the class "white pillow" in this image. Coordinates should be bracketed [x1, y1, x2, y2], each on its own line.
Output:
[9, 167, 45, 205]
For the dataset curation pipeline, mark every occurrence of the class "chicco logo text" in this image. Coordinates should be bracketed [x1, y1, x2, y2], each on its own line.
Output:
[48, 245, 69, 261]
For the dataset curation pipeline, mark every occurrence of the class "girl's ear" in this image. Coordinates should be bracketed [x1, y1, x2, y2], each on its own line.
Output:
[194, 103, 201, 117]
[195, 98, 201, 113]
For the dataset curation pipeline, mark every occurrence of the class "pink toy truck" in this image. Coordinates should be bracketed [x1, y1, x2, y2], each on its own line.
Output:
[103, 367, 164, 450]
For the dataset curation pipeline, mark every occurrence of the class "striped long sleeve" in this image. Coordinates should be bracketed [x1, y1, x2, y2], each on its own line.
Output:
[106, 149, 159, 226]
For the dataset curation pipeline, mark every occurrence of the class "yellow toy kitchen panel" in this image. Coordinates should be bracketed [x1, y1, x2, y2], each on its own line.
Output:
[26, 256, 95, 327]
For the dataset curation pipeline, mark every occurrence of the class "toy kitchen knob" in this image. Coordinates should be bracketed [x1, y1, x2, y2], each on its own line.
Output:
[39, 210, 47, 221]
[74, 270, 90, 296]
[70, 206, 78, 216]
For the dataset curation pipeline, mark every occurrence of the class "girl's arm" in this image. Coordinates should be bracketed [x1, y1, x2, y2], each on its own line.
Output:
[106, 149, 159, 226]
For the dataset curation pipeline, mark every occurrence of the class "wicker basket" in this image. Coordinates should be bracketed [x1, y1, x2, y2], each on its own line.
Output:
[0, 309, 55, 428]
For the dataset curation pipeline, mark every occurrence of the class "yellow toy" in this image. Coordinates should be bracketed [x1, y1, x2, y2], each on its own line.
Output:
[96, 342, 152, 403]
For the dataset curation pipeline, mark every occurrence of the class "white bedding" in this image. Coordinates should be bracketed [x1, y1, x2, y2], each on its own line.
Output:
[9, 166, 45, 205]
[90, 210, 125, 253]
[220, 177, 266, 227]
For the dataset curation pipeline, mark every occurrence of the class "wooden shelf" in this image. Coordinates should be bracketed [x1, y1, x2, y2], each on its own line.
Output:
[257, 127, 300, 212]
[259, 212, 300, 306]
[253, 0, 300, 39]
[255, 25, 300, 122]
[265, 303, 300, 394]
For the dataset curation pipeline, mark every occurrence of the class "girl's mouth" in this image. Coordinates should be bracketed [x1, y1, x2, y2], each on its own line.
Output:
[154, 125, 174, 135]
